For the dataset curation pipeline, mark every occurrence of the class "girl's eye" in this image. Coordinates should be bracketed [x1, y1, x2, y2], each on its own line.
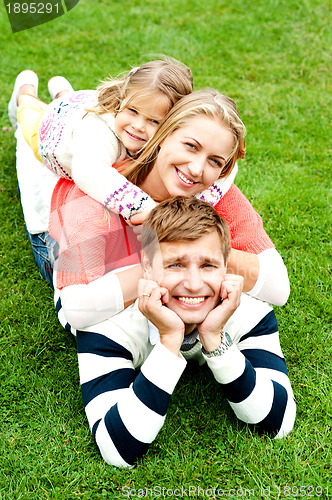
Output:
[185, 142, 197, 150]
[149, 119, 160, 125]
[128, 108, 137, 114]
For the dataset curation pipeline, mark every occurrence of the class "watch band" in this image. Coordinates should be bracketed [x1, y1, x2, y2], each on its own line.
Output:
[202, 331, 233, 357]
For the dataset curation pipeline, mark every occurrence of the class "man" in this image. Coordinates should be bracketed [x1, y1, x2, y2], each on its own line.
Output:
[75, 196, 296, 468]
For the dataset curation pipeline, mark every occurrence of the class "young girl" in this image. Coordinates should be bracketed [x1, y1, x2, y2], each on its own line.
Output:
[9, 58, 197, 223]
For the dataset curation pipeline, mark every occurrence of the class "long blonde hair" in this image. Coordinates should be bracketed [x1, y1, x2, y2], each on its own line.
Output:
[122, 88, 246, 186]
[90, 56, 193, 116]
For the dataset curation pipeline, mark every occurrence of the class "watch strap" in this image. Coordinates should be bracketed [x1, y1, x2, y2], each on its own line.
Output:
[202, 331, 233, 357]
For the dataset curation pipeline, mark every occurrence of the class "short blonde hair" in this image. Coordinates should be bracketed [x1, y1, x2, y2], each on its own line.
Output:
[91, 56, 193, 115]
[142, 196, 231, 264]
[123, 88, 246, 186]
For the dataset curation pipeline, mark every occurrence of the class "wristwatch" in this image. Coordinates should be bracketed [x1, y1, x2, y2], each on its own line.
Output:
[201, 331, 233, 357]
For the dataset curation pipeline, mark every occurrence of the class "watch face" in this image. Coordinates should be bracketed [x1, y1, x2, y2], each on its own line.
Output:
[225, 332, 233, 345]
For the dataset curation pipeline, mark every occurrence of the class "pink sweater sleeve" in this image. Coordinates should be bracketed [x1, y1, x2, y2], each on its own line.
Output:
[214, 184, 275, 254]
[49, 179, 140, 289]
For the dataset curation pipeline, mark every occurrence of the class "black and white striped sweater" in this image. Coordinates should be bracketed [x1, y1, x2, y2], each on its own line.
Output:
[71, 294, 296, 467]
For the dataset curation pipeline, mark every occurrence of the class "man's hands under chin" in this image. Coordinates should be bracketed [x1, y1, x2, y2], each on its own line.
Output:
[198, 274, 243, 352]
[138, 279, 185, 356]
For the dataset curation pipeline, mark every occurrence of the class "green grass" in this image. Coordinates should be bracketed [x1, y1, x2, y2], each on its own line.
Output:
[0, 0, 331, 498]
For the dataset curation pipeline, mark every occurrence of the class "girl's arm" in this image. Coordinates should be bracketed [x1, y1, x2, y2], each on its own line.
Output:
[71, 114, 156, 223]
[214, 184, 290, 306]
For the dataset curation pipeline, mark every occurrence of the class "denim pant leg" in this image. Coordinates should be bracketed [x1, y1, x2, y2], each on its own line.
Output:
[26, 230, 58, 288]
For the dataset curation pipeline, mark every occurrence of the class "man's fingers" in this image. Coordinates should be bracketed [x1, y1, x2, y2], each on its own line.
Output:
[138, 278, 158, 297]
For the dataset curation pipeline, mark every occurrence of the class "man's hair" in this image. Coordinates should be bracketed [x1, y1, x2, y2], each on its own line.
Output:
[141, 196, 231, 263]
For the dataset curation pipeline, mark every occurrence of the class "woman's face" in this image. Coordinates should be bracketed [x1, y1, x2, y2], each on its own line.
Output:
[143, 116, 235, 200]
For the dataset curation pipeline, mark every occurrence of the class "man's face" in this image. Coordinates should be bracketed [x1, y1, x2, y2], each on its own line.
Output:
[145, 231, 227, 329]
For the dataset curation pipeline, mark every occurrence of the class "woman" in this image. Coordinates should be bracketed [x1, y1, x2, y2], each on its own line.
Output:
[50, 89, 289, 332]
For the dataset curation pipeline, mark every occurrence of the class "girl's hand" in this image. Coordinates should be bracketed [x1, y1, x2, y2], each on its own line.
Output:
[130, 212, 149, 240]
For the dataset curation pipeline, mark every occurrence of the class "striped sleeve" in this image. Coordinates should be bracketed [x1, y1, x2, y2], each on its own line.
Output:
[76, 330, 186, 467]
[204, 311, 296, 438]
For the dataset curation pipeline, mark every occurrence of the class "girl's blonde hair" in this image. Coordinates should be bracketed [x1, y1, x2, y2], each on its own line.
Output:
[91, 56, 193, 115]
[122, 88, 246, 186]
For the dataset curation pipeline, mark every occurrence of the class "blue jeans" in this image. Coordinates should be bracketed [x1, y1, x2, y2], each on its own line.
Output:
[26, 230, 58, 289]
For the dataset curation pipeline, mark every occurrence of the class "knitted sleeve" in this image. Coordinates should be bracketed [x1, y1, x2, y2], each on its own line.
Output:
[194, 163, 238, 206]
[214, 183, 274, 254]
[71, 114, 156, 223]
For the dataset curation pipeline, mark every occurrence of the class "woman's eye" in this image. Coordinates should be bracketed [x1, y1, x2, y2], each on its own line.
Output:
[210, 157, 223, 168]
[185, 142, 197, 150]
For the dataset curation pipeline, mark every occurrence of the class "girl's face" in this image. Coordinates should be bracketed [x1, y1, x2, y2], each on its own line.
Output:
[114, 91, 170, 154]
[141, 116, 235, 200]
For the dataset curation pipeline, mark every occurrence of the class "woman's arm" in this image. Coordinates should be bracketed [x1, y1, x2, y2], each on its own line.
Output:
[215, 184, 290, 305]
[57, 265, 143, 330]
[50, 182, 144, 329]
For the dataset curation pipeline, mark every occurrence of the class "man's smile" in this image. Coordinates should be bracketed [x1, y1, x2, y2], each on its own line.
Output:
[176, 296, 207, 305]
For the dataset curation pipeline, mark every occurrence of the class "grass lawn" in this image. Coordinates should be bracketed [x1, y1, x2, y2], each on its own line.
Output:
[0, 0, 331, 498]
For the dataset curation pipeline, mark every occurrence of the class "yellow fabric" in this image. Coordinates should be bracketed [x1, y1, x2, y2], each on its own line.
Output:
[17, 103, 45, 162]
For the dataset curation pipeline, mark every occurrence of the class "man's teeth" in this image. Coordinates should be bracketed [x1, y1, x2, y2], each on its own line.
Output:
[177, 296, 205, 304]
[178, 170, 194, 185]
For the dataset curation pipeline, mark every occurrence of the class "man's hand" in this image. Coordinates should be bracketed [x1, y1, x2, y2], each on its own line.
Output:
[138, 279, 185, 356]
[198, 274, 243, 352]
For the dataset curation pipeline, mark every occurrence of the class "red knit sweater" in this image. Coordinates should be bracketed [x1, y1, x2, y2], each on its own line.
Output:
[215, 183, 274, 254]
[49, 179, 141, 289]
[49, 180, 274, 289]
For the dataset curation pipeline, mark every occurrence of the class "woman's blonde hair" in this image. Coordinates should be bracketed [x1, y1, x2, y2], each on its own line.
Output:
[91, 56, 193, 116]
[122, 88, 246, 186]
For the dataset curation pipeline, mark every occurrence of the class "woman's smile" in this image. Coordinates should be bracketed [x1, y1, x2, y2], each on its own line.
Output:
[140, 115, 235, 201]
[175, 167, 197, 186]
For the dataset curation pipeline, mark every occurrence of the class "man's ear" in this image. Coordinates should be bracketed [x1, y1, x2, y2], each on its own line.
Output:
[141, 251, 153, 279]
